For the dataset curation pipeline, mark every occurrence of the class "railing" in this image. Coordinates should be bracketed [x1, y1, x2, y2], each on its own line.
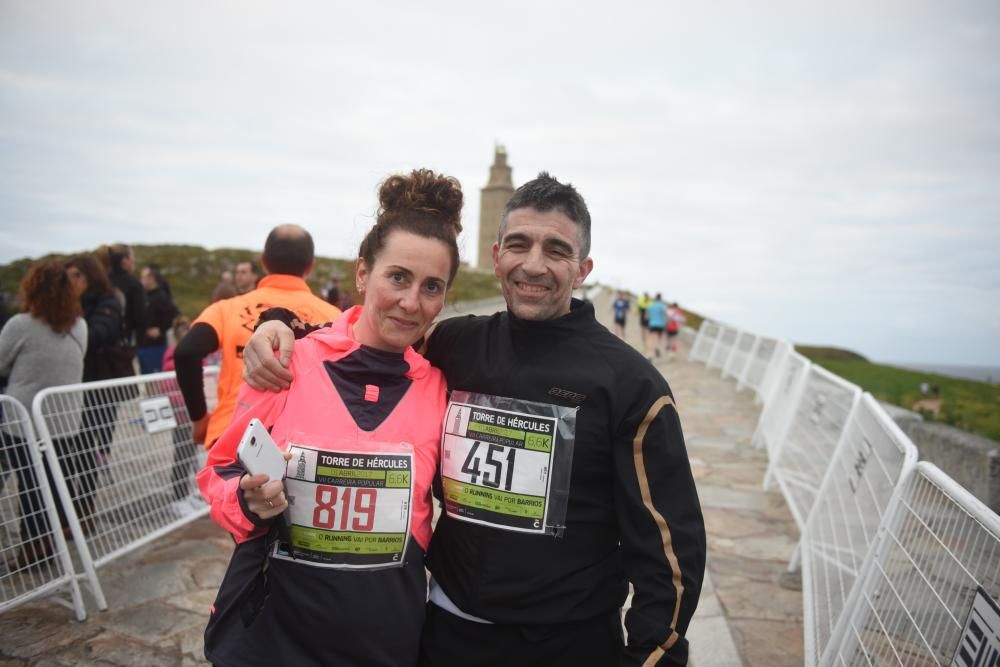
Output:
[0, 367, 217, 620]
[0, 396, 85, 620]
[688, 319, 1000, 666]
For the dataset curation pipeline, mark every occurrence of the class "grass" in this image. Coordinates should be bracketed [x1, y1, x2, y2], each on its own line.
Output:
[0, 244, 503, 321]
[797, 347, 1000, 442]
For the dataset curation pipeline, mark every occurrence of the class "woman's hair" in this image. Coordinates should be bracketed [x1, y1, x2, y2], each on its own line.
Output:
[359, 169, 464, 285]
[18, 261, 81, 334]
[66, 253, 114, 297]
[144, 263, 172, 297]
[95, 243, 131, 273]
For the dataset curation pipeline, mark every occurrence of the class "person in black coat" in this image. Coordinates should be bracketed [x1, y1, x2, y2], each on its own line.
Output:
[138, 264, 179, 374]
[99, 243, 145, 352]
[64, 253, 127, 529]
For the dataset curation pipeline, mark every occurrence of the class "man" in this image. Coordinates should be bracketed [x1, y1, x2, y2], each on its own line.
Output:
[175, 224, 341, 447]
[234, 259, 260, 295]
[244, 175, 705, 665]
[612, 290, 630, 339]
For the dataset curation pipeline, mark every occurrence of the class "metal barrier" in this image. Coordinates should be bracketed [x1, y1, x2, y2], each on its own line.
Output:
[689, 320, 720, 363]
[752, 350, 811, 455]
[737, 335, 781, 399]
[688, 317, 1000, 667]
[763, 364, 862, 531]
[755, 340, 794, 407]
[0, 396, 85, 620]
[822, 462, 1000, 666]
[707, 325, 739, 372]
[31, 367, 218, 610]
[722, 331, 757, 381]
[800, 393, 919, 665]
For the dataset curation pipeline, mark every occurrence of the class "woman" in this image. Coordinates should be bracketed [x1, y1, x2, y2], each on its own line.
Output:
[64, 253, 126, 527]
[97, 242, 144, 355]
[0, 261, 86, 569]
[198, 169, 463, 667]
[137, 263, 179, 374]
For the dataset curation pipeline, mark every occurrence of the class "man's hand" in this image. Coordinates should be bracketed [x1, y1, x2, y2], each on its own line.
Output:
[192, 414, 210, 445]
[243, 320, 295, 391]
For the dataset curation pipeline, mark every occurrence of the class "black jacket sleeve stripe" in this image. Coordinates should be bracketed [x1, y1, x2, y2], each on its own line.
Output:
[632, 395, 685, 661]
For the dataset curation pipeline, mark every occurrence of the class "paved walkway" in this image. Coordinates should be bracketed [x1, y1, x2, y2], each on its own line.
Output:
[1, 292, 804, 666]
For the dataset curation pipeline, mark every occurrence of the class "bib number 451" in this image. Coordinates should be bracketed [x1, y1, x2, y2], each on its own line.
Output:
[461, 441, 515, 491]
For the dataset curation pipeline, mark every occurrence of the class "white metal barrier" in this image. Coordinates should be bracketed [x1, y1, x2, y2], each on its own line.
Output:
[31, 367, 217, 610]
[722, 331, 757, 381]
[822, 462, 1000, 666]
[755, 340, 794, 407]
[0, 396, 86, 620]
[707, 325, 739, 371]
[800, 393, 919, 665]
[737, 335, 780, 398]
[752, 350, 811, 455]
[689, 320, 721, 363]
[764, 365, 862, 531]
[687, 317, 1000, 667]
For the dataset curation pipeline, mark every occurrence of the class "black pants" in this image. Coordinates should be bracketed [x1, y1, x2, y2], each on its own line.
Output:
[1, 432, 88, 543]
[418, 602, 624, 667]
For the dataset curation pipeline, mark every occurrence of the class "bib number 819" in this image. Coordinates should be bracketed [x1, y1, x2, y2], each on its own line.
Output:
[461, 441, 515, 491]
[312, 485, 377, 531]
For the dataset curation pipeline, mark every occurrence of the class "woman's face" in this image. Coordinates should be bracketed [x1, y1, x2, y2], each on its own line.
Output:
[353, 230, 452, 353]
[66, 265, 88, 298]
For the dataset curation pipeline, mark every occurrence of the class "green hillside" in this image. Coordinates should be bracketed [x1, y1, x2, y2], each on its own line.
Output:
[796, 347, 1000, 442]
[0, 244, 502, 320]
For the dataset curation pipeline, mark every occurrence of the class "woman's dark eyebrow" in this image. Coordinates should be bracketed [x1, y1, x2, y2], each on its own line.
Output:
[385, 265, 413, 276]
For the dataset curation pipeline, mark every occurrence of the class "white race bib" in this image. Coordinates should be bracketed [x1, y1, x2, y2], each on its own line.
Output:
[273, 444, 414, 569]
[440, 394, 575, 535]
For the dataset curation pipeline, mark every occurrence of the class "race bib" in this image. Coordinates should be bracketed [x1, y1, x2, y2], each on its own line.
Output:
[440, 392, 578, 535]
[274, 444, 414, 569]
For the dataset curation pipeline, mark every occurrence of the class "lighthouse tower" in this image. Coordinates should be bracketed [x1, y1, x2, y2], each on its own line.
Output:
[478, 146, 514, 269]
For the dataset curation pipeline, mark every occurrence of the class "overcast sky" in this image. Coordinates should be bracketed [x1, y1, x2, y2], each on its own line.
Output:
[2, 1, 998, 367]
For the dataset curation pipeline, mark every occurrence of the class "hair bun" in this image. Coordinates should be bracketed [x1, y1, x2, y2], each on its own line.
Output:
[377, 169, 463, 235]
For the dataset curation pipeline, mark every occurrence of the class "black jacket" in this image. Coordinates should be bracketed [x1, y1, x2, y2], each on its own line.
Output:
[81, 291, 123, 382]
[141, 285, 178, 346]
[110, 269, 145, 345]
[424, 300, 705, 666]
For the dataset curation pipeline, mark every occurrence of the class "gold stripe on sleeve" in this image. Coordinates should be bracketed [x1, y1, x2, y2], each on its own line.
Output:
[633, 396, 685, 666]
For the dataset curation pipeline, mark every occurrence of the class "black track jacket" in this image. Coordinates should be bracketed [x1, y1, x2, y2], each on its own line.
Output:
[424, 300, 706, 666]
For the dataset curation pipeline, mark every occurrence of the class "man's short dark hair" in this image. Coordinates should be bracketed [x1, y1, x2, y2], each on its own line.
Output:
[236, 259, 259, 276]
[262, 225, 314, 276]
[499, 172, 592, 259]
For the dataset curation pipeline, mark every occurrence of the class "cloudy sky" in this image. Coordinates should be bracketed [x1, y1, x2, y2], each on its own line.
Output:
[2, 1, 998, 367]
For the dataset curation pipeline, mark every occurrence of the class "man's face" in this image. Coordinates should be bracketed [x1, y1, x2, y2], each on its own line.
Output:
[234, 262, 258, 293]
[492, 207, 593, 321]
[140, 267, 156, 291]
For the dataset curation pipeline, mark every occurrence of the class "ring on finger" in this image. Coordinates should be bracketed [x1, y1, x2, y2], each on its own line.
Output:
[266, 497, 275, 508]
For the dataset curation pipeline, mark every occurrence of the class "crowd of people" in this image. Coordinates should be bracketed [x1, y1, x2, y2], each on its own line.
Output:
[1, 169, 705, 666]
[612, 290, 687, 360]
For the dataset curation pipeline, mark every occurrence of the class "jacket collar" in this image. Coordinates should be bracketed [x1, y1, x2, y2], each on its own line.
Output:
[505, 298, 595, 335]
[256, 274, 313, 292]
[309, 306, 432, 380]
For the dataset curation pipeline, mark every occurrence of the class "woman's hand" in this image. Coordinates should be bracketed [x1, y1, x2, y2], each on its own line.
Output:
[243, 320, 296, 391]
[240, 472, 288, 520]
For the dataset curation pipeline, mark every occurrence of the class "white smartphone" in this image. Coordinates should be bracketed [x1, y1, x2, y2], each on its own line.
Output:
[236, 418, 287, 481]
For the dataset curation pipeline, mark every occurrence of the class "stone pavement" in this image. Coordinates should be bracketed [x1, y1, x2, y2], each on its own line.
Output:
[1, 292, 805, 666]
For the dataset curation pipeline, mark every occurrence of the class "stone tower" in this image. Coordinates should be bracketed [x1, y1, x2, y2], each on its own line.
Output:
[478, 145, 514, 269]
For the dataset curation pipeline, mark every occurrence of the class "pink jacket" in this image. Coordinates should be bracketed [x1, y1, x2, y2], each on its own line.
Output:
[197, 306, 446, 551]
